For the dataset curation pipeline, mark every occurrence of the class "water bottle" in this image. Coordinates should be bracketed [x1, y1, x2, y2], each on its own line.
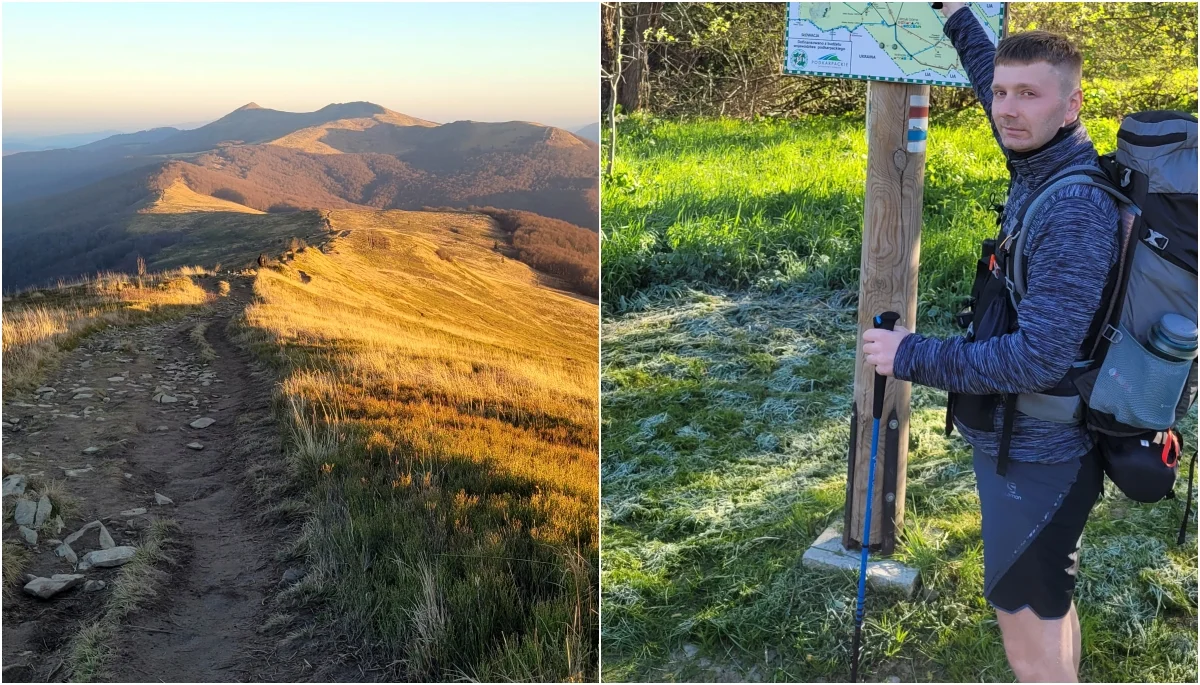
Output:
[1147, 313, 1198, 362]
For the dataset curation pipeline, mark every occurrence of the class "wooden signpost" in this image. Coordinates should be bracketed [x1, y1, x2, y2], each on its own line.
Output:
[844, 82, 928, 554]
[782, 3, 1006, 554]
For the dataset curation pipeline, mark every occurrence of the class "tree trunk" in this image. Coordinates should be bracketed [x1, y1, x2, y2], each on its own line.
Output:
[617, 2, 661, 113]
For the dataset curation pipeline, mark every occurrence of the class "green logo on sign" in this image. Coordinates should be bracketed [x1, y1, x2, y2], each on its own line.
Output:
[818, 54, 841, 61]
[791, 50, 808, 68]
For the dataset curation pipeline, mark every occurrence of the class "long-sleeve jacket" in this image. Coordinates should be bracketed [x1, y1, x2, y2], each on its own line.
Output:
[892, 7, 1120, 464]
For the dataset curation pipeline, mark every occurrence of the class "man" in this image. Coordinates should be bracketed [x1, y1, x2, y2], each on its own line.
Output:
[862, 3, 1120, 682]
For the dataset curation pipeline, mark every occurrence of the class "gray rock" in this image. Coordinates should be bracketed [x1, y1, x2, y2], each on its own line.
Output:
[72, 387, 94, 393]
[107, 376, 125, 382]
[886, 678, 901, 683]
[55, 542, 78, 565]
[78, 546, 137, 570]
[117, 507, 147, 517]
[36, 386, 56, 394]
[34, 495, 52, 527]
[84, 580, 107, 593]
[83, 446, 100, 454]
[64, 466, 94, 477]
[154, 394, 178, 404]
[98, 525, 116, 550]
[156, 425, 169, 432]
[683, 644, 700, 659]
[800, 526, 921, 598]
[73, 393, 95, 400]
[13, 498, 37, 527]
[154, 492, 174, 506]
[65, 521, 102, 546]
[23, 574, 85, 599]
[189, 417, 215, 429]
[19, 526, 38, 545]
[186, 442, 204, 450]
[3, 474, 27, 497]
[281, 567, 306, 585]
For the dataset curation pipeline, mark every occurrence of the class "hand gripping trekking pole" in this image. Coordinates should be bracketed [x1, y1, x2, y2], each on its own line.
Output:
[850, 311, 901, 683]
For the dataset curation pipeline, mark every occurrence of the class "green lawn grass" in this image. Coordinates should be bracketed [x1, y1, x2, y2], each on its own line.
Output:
[600, 114, 1197, 682]
[601, 110, 1120, 320]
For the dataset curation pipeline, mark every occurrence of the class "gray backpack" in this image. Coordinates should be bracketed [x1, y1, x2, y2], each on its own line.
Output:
[1008, 111, 1197, 541]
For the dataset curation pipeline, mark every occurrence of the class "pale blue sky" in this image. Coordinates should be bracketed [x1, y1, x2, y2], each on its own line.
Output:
[3, 2, 599, 136]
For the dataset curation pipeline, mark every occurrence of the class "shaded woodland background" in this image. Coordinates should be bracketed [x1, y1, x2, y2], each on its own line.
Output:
[602, 2, 1198, 121]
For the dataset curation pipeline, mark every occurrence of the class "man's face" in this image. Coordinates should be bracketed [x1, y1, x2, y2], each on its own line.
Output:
[991, 60, 1082, 152]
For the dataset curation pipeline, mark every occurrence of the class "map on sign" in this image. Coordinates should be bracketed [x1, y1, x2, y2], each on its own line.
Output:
[783, 3, 1006, 87]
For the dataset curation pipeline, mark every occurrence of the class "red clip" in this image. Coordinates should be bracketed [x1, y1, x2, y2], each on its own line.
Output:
[988, 254, 997, 273]
[1161, 430, 1180, 468]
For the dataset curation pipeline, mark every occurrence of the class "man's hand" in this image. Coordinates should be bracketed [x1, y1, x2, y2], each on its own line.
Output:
[937, 2, 968, 19]
[863, 326, 913, 377]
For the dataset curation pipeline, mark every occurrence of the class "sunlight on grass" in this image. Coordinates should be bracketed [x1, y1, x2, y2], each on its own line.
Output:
[2, 269, 214, 395]
[601, 112, 1121, 322]
[238, 209, 598, 681]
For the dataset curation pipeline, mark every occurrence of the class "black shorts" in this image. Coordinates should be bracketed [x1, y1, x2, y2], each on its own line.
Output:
[974, 446, 1104, 619]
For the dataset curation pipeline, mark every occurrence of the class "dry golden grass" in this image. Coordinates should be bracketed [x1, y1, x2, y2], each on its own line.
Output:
[2, 542, 32, 603]
[140, 179, 264, 214]
[240, 209, 597, 680]
[2, 269, 214, 395]
[190, 322, 216, 361]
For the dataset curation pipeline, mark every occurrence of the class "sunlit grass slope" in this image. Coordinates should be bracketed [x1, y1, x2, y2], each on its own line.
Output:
[240, 209, 598, 681]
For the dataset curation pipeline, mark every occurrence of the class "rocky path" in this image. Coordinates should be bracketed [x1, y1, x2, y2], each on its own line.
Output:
[2, 274, 296, 682]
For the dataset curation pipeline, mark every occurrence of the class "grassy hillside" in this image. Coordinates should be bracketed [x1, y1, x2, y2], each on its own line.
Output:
[2, 170, 332, 291]
[236, 209, 598, 680]
[4, 102, 599, 246]
[600, 114, 1197, 682]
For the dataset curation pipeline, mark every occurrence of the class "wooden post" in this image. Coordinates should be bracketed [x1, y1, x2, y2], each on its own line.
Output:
[843, 80, 929, 553]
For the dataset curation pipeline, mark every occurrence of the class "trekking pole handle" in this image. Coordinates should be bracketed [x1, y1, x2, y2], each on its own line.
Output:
[872, 311, 901, 419]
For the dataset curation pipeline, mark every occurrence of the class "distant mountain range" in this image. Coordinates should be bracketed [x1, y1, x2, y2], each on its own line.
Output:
[573, 122, 600, 142]
[3, 101, 599, 290]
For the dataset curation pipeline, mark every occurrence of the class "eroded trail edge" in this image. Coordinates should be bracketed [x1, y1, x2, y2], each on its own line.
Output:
[3, 274, 300, 682]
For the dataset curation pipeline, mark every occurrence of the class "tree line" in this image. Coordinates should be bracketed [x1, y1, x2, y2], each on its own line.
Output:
[474, 207, 599, 299]
[602, 2, 1198, 121]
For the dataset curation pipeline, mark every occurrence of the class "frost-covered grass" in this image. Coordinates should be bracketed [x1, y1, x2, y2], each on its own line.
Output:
[601, 285, 1197, 683]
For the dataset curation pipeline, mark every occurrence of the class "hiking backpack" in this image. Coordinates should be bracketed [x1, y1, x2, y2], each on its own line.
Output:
[953, 111, 1198, 542]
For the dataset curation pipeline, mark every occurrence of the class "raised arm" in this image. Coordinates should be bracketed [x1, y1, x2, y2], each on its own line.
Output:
[939, 3, 1007, 153]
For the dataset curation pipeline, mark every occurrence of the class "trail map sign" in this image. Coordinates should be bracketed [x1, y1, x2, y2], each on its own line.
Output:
[780, 3, 1006, 556]
[784, 2, 1006, 86]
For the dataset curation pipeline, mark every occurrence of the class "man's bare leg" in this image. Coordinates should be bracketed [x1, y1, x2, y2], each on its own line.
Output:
[995, 605, 1077, 682]
[1069, 602, 1082, 674]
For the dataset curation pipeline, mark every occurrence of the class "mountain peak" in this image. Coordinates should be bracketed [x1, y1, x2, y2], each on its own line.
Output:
[318, 101, 388, 118]
[236, 102, 264, 111]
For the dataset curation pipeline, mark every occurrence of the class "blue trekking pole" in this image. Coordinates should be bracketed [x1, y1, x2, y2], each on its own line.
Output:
[850, 310, 900, 683]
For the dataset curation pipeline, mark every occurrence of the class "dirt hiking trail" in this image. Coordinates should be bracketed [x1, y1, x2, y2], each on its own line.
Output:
[3, 273, 304, 682]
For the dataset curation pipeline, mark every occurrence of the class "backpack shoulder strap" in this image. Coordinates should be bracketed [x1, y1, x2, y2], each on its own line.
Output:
[1009, 165, 1138, 299]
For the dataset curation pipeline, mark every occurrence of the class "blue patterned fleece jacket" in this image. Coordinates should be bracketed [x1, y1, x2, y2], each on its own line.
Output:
[892, 7, 1120, 464]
